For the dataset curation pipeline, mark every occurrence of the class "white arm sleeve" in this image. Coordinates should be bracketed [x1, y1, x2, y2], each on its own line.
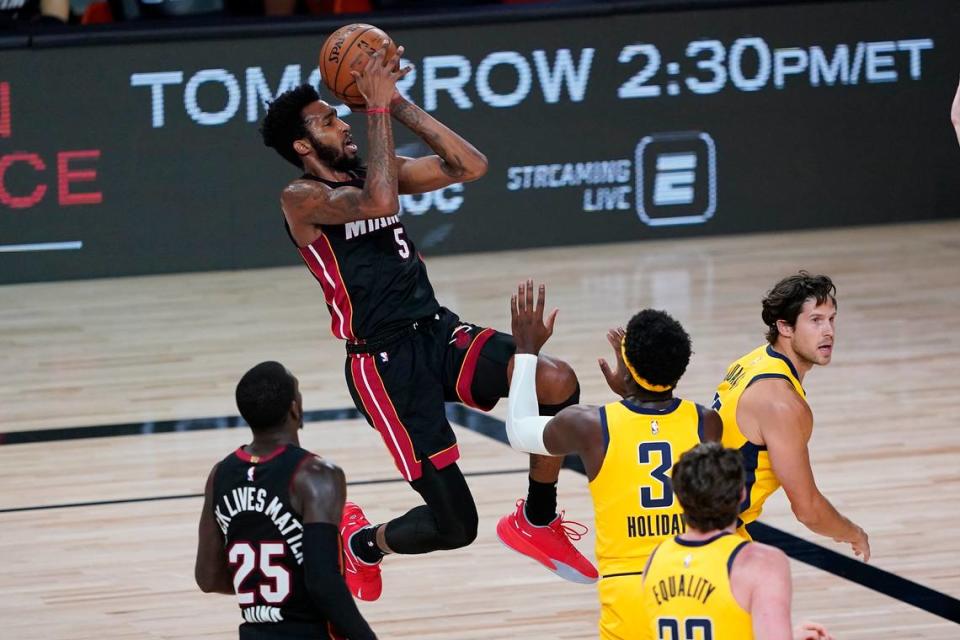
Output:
[506, 353, 555, 456]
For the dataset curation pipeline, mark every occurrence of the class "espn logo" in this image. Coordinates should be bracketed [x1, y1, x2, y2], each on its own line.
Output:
[635, 132, 717, 227]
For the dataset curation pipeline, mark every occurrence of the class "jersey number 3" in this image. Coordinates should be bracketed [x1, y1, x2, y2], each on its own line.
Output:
[228, 542, 291, 605]
[638, 441, 674, 509]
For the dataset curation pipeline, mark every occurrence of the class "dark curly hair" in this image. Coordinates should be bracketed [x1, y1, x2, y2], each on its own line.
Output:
[623, 309, 692, 390]
[260, 84, 320, 169]
[236, 361, 296, 431]
[762, 271, 837, 344]
[672, 443, 744, 532]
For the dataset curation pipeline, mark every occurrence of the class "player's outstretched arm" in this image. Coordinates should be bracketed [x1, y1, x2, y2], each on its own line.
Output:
[504, 280, 605, 477]
[541, 406, 606, 480]
[195, 464, 235, 595]
[951, 75, 960, 148]
[748, 383, 870, 561]
[391, 93, 488, 194]
[506, 280, 559, 457]
[735, 542, 834, 640]
[295, 457, 378, 640]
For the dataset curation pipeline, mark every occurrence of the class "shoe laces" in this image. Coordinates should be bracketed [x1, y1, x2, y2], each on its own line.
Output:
[551, 511, 589, 542]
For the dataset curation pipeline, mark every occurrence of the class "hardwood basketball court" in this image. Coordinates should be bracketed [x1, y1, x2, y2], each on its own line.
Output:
[1, 221, 958, 638]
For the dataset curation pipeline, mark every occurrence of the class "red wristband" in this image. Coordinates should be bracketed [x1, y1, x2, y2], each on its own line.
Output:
[366, 107, 390, 115]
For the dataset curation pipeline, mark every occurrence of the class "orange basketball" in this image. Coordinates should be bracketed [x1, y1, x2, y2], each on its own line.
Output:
[319, 23, 398, 108]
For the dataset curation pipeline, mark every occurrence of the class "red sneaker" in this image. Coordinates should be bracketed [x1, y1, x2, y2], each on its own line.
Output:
[339, 501, 383, 601]
[496, 499, 598, 584]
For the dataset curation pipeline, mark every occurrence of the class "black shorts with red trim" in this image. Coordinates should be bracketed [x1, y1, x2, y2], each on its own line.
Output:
[343, 307, 515, 482]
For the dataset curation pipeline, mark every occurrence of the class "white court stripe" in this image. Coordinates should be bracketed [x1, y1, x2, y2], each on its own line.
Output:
[358, 356, 412, 481]
[0, 241, 83, 253]
[307, 244, 347, 339]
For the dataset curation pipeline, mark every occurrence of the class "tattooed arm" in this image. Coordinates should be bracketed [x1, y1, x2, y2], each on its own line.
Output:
[282, 109, 398, 227]
[282, 42, 405, 227]
[391, 96, 489, 194]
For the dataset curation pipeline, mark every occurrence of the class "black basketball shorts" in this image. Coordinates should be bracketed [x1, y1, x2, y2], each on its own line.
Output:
[343, 307, 515, 481]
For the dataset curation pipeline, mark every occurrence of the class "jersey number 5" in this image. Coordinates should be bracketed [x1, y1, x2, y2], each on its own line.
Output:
[394, 227, 410, 259]
[228, 542, 291, 605]
[638, 441, 674, 509]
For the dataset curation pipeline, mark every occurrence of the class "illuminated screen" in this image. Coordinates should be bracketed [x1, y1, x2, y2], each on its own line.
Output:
[1, 0, 958, 283]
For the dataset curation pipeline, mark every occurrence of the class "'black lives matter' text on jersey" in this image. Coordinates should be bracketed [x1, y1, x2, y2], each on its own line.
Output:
[213, 444, 334, 637]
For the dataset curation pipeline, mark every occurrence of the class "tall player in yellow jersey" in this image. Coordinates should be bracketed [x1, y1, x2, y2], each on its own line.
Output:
[642, 443, 833, 640]
[713, 272, 869, 560]
[501, 281, 722, 640]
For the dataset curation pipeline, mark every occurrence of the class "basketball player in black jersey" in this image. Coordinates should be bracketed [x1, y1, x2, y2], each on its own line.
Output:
[260, 42, 596, 600]
[195, 361, 376, 640]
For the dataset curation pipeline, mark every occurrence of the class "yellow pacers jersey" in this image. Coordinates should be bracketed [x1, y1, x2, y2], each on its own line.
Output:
[590, 398, 706, 640]
[642, 533, 753, 640]
[713, 344, 805, 534]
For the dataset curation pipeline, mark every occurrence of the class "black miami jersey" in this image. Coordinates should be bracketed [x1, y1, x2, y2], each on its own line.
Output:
[288, 171, 440, 341]
[213, 444, 337, 638]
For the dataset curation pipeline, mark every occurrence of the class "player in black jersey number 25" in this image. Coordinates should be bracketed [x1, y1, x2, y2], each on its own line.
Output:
[260, 41, 597, 600]
[195, 361, 377, 640]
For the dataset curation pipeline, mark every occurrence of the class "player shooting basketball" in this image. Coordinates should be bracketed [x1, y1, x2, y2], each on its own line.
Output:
[259, 37, 598, 602]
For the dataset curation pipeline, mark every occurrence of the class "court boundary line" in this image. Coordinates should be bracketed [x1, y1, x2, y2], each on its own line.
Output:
[0, 467, 530, 514]
[0, 404, 958, 622]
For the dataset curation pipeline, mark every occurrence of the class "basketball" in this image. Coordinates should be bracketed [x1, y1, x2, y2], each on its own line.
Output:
[319, 23, 398, 108]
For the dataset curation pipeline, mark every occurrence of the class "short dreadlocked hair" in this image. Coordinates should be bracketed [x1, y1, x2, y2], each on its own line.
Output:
[260, 84, 320, 169]
[762, 271, 837, 344]
[623, 309, 692, 390]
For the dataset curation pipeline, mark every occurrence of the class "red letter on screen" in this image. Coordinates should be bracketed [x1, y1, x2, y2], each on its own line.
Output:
[0, 153, 47, 209]
[0, 82, 10, 139]
[58, 150, 102, 206]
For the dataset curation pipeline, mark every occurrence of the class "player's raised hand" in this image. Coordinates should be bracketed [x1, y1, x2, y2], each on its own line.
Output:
[598, 327, 628, 398]
[390, 44, 406, 73]
[794, 621, 834, 640]
[510, 279, 558, 356]
[351, 40, 412, 109]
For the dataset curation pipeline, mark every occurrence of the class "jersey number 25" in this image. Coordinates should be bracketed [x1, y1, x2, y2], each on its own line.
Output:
[228, 541, 291, 605]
